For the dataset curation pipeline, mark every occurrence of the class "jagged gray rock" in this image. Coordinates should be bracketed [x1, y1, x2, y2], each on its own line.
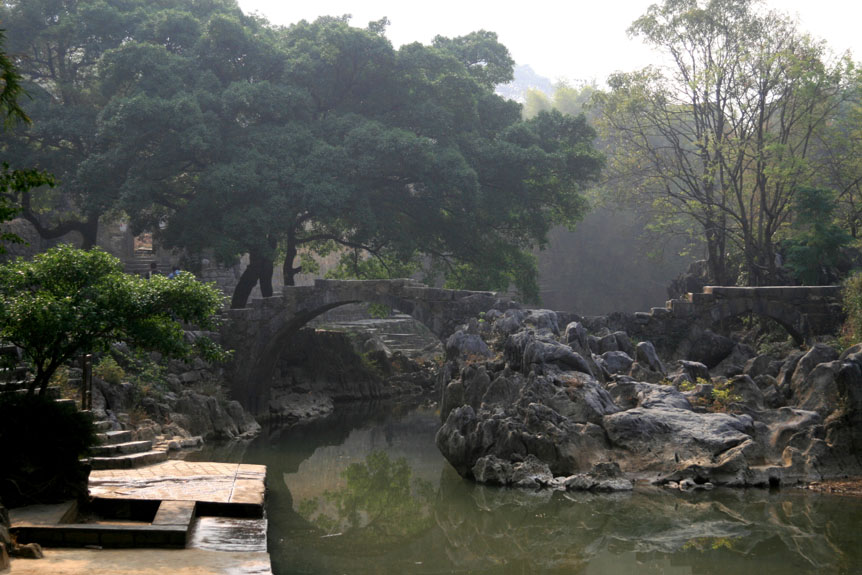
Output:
[636, 341, 665, 374]
[446, 330, 492, 360]
[687, 330, 735, 367]
[563, 461, 634, 492]
[436, 306, 861, 489]
[600, 351, 634, 375]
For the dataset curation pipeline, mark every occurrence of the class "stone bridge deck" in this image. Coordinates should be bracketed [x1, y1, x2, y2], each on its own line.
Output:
[225, 278, 505, 340]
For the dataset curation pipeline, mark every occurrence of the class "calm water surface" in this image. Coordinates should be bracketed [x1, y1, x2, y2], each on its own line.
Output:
[189, 401, 862, 575]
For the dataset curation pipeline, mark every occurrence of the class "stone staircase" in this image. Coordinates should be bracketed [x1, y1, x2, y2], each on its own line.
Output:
[86, 421, 169, 470]
[2, 343, 178, 471]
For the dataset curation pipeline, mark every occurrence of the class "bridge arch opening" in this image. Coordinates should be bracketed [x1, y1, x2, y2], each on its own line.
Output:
[702, 298, 808, 345]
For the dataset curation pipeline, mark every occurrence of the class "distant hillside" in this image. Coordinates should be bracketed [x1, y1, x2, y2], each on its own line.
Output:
[496, 64, 553, 103]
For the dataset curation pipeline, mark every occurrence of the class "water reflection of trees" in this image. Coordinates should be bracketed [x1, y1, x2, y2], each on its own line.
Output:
[296, 451, 435, 552]
[287, 451, 859, 574]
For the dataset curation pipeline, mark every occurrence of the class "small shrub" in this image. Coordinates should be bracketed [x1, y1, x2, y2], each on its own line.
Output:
[710, 386, 742, 412]
[367, 303, 391, 319]
[678, 380, 695, 392]
[94, 356, 125, 385]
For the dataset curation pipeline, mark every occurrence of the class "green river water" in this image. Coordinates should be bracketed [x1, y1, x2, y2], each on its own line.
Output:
[188, 401, 862, 575]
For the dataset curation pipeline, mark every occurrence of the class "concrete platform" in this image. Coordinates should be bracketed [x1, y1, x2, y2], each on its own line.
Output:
[8, 460, 271, 573]
[7, 548, 272, 574]
[89, 461, 266, 516]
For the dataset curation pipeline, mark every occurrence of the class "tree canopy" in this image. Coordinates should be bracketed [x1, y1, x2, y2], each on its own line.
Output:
[594, 0, 856, 286]
[1, 2, 603, 306]
[0, 244, 226, 396]
[0, 27, 55, 252]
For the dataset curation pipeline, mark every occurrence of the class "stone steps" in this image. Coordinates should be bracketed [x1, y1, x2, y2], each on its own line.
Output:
[91, 440, 154, 457]
[87, 426, 169, 470]
[96, 429, 135, 445]
[89, 449, 169, 470]
[93, 419, 113, 432]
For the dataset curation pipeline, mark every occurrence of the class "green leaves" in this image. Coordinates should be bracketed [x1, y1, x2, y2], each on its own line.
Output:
[0, 245, 226, 395]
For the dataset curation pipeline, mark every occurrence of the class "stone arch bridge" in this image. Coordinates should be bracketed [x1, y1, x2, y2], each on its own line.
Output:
[221, 279, 508, 412]
[674, 286, 843, 343]
[599, 285, 844, 361]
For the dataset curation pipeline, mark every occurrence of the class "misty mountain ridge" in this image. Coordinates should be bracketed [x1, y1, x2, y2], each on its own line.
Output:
[495, 64, 553, 103]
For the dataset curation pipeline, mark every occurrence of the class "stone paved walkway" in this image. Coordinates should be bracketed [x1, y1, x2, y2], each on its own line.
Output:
[8, 461, 271, 574]
[8, 548, 272, 574]
[88, 461, 266, 508]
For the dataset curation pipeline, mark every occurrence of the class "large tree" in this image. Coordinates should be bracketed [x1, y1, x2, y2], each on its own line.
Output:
[2, 4, 602, 307]
[596, 0, 853, 285]
[0, 0, 247, 247]
[135, 16, 602, 306]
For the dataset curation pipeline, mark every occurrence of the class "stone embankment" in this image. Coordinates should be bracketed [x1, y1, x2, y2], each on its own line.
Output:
[88, 340, 260, 444]
[436, 308, 862, 490]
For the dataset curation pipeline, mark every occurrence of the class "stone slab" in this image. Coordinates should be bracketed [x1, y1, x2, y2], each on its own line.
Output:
[7, 548, 272, 575]
[89, 461, 265, 514]
[89, 449, 168, 470]
[152, 501, 196, 527]
[228, 480, 265, 507]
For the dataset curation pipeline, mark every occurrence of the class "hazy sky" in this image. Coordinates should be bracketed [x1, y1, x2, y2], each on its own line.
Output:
[236, 0, 860, 84]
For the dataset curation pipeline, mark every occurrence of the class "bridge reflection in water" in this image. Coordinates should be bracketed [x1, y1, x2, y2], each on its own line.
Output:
[187, 402, 862, 575]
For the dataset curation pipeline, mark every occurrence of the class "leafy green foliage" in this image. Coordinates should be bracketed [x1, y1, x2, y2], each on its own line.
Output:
[0, 28, 27, 127]
[1, 3, 602, 306]
[710, 386, 742, 411]
[0, 30, 56, 251]
[783, 188, 851, 285]
[0, 163, 54, 252]
[0, 393, 96, 506]
[596, 0, 853, 286]
[0, 245, 226, 396]
[94, 356, 125, 385]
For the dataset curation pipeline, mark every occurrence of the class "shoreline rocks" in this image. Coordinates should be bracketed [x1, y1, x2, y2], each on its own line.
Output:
[435, 308, 862, 490]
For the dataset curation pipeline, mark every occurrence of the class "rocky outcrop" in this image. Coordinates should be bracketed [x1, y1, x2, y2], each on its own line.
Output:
[93, 379, 260, 441]
[436, 307, 862, 489]
[268, 391, 334, 422]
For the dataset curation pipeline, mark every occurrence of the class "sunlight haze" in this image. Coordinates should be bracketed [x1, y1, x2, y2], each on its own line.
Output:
[237, 0, 861, 84]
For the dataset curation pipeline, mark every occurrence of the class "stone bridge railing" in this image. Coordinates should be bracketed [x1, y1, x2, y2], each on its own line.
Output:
[220, 279, 510, 412]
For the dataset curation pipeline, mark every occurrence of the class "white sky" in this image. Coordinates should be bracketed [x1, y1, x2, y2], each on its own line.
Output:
[237, 0, 861, 84]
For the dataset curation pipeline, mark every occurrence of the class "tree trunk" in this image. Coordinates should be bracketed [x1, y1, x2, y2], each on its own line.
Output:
[230, 249, 274, 308]
[259, 254, 274, 298]
[79, 214, 99, 250]
[282, 230, 300, 287]
[231, 256, 262, 309]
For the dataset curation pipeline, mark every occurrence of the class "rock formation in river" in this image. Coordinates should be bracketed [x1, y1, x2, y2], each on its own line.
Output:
[436, 308, 862, 489]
